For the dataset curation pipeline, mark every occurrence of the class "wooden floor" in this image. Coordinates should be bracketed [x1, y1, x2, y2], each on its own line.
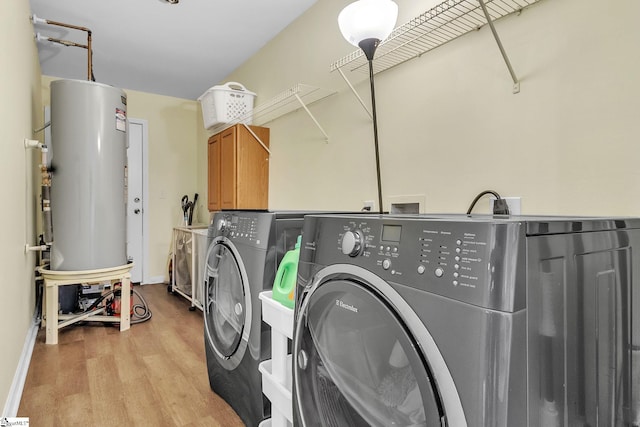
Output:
[18, 283, 245, 427]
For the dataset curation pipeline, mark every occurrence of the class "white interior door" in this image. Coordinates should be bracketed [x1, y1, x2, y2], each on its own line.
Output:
[127, 119, 148, 283]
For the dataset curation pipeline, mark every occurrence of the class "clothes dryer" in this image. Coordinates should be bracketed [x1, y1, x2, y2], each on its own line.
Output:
[204, 210, 363, 426]
[292, 214, 640, 426]
[204, 210, 303, 426]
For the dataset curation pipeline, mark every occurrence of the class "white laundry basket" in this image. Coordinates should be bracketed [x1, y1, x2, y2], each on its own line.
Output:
[198, 82, 256, 129]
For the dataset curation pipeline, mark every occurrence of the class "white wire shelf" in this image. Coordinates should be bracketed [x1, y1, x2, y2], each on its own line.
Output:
[330, 0, 543, 77]
[207, 84, 336, 140]
[253, 84, 336, 126]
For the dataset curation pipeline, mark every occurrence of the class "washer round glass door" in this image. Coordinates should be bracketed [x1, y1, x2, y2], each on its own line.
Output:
[204, 238, 250, 370]
[294, 278, 445, 427]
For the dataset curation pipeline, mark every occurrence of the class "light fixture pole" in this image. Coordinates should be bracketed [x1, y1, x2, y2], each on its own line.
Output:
[360, 39, 383, 215]
[338, 0, 398, 214]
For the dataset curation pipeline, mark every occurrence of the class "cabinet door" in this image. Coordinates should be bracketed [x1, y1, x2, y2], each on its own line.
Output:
[207, 133, 221, 211]
[220, 126, 237, 209]
[236, 125, 270, 209]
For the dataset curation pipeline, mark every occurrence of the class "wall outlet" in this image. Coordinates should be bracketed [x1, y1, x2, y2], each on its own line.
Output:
[489, 197, 521, 215]
[362, 200, 375, 211]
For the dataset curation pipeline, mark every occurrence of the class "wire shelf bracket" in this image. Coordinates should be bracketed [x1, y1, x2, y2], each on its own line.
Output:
[477, 0, 521, 93]
[330, 0, 545, 101]
[207, 84, 337, 143]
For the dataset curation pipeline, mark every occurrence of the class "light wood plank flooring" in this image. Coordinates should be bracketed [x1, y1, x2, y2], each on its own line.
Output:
[18, 283, 245, 427]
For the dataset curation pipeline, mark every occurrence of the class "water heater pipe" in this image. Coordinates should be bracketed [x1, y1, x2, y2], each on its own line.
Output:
[24, 138, 54, 245]
[32, 14, 93, 81]
[24, 138, 44, 150]
[25, 245, 48, 254]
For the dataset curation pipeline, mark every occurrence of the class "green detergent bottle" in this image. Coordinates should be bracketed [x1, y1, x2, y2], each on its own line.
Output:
[272, 235, 301, 309]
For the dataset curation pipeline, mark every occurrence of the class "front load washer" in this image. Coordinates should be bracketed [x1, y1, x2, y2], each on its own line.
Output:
[293, 214, 640, 426]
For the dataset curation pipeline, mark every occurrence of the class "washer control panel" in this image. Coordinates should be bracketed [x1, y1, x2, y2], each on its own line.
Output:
[308, 215, 525, 311]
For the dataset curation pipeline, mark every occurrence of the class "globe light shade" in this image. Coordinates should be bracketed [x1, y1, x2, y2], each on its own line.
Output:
[338, 0, 398, 47]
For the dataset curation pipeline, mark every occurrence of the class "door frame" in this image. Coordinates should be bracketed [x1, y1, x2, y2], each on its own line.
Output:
[128, 118, 151, 284]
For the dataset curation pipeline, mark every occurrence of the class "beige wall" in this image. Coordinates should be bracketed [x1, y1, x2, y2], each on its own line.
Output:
[41, 76, 201, 283]
[122, 88, 200, 280]
[224, 0, 640, 216]
[0, 0, 42, 413]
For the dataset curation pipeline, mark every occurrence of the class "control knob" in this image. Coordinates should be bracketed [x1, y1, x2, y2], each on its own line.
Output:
[341, 230, 364, 257]
[217, 218, 228, 232]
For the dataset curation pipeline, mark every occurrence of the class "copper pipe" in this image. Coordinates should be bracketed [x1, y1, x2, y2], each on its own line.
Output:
[40, 19, 90, 33]
[87, 31, 92, 81]
[39, 18, 93, 81]
[43, 37, 88, 49]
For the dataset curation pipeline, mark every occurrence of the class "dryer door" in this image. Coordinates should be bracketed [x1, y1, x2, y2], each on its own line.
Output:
[294, 277, 446, 427]
[204, 238, 250, 369]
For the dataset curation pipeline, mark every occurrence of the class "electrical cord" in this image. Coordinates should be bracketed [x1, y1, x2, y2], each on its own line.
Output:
[466, 190, 510, 215]
[76, 285, 152, 324]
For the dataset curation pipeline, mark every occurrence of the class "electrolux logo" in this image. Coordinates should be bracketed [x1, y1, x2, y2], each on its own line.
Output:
[335, 299, 358, 313]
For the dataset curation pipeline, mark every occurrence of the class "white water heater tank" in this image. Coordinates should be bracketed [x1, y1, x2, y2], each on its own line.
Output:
[50, 79, 128, 271]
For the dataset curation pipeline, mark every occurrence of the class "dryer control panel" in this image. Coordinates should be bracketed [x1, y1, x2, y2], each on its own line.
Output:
[304, 215, 526, 312]
[211, 212, 272, 250]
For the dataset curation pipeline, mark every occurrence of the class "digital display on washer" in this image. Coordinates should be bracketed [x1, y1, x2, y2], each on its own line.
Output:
[381, 224, 402, 242]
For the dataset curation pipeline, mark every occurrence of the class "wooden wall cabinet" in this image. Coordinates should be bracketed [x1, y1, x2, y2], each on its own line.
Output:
[208, 124, 270, 211]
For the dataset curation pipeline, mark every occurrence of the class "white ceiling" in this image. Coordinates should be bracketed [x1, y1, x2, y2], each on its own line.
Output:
[29, 0, 317, 100]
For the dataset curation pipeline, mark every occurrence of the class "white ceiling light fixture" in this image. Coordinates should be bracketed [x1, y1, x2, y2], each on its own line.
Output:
[337, 0, 398, 213]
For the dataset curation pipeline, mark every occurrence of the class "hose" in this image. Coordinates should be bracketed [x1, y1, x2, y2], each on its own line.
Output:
[78, 285, 152, 324]
[131, 288, 152, 324]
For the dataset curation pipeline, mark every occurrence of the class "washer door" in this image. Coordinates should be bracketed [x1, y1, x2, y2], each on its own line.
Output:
[204, 237, 251, 370]
[294, 275, 446, 427]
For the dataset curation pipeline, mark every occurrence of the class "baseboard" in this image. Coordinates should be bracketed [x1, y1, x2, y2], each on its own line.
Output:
[2, 316, 38, 417]
[143, 275, 166, 285]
